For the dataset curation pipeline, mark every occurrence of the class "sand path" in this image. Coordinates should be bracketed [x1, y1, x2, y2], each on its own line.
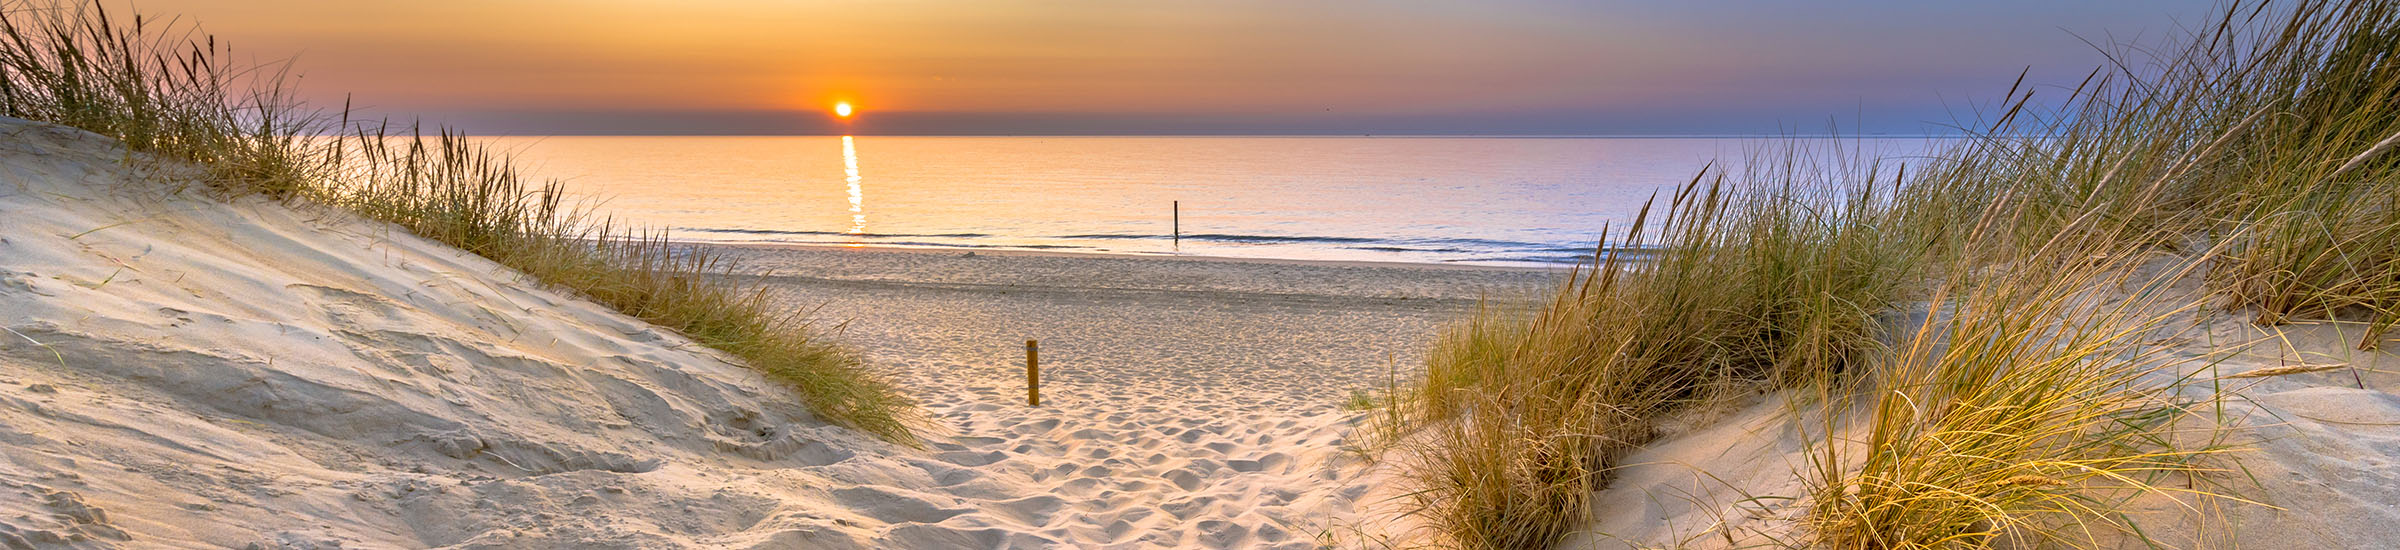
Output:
[720, 245, 1559, 548]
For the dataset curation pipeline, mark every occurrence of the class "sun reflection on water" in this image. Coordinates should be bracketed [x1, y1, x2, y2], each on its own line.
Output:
[841, 135, 865, 246]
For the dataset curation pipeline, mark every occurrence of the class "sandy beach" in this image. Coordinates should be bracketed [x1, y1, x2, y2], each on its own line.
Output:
[0, 116, 1564, 548]
[721, 244, 1561, 547]
[717, 242, 1559, 407]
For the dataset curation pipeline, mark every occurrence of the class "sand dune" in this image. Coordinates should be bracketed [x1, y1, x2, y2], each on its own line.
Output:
[0, 117, 1560, 548]
[1561, 267, 2400, 549]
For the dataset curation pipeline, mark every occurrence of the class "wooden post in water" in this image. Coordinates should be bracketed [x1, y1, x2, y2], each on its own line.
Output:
[1172, 201, 1180, 249]
[1025, 340, 1041, 407]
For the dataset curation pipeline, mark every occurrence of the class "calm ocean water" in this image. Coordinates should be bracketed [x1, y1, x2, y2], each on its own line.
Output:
[493, 136, 1936, 266]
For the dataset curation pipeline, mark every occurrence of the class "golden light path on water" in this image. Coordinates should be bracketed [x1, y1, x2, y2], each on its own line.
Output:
[841, 135, 866, 246]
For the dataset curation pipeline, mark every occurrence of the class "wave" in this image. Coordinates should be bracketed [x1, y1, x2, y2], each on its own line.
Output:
[1052, 232, 1621, 253]
[1052, 232, 1386, 245]
[674, 224, 1653, 265]
[681, 227, 996, 239]
[1443, 256, 1589, 265]
[721, 238, 1098, 250]
[1347, 245, 1473, 254]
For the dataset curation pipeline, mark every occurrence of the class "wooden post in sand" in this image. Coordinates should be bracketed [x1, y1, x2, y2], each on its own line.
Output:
[1172, 201, 1180, 248]
[1025, 340, 1041, 407]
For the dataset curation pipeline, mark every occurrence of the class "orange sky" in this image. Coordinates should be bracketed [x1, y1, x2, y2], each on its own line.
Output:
[121, 0, 2215, 134]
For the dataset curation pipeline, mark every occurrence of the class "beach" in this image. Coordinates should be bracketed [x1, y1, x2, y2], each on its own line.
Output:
[0, 117, 1564, 548]
[717, 243, 1560, 404]
[726, 244, 1561, 546]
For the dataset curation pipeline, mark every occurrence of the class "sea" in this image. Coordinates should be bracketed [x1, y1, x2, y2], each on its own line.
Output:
[491, 136, 1941, 267]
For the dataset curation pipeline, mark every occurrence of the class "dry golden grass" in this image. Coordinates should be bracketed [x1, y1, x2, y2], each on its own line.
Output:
[1395, 1, 2398, 548]
[2217, 362, 2348, 379]
[1394, 154, 1917, 549]
[1883, 1, 2400, 346]
[1804, 246, 2240, 550]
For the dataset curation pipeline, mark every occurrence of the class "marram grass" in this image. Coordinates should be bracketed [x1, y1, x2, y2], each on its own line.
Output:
[1806, 247, 2241, 550]
[0, 1, 922, 443]
[1395, 156, 1916, 549]
[1393, 1, 2399, 548]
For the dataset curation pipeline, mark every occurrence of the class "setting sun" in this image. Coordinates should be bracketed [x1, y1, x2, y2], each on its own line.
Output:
[833, 102, 854, 118]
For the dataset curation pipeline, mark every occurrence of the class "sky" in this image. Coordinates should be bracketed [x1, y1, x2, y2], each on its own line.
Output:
[124, 0, 2222, 135]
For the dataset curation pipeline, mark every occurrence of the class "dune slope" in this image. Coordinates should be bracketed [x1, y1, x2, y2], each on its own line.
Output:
[0, 118, 1045, 548]
[1566, 271, 2400, 550]
[0, 114, 1443, 549]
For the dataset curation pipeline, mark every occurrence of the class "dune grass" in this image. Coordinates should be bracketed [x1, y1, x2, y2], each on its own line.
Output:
[2198, 1, 2400, 348]
[1391, 1, 2398, 548]
[0, 1, 921, 443]
[1890, 0, 2400, 344]
[1397, 153, 1916, 548]
[1955, 0, 2397, 348]
[1797, 4, 2395, 547]
[1804, 239, 2238, 549]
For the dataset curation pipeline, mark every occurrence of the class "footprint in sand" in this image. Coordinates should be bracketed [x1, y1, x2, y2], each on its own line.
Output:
[1161, 469, 1203, 491]
[830, 486, 973, 524]
[933, 450, 1008, 467]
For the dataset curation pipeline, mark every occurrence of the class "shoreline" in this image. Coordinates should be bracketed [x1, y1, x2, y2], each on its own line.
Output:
[701, 239, 1587, 272]
[697, 240, 1568, 310]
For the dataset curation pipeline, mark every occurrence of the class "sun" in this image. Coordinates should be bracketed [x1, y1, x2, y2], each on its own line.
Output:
[833, 101, 855, 118]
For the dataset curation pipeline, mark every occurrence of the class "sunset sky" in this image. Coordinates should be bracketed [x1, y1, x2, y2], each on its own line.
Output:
[130, 0, 2217, 135]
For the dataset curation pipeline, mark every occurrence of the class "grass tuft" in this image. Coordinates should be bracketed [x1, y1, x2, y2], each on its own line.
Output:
[1806, 247, 2237, 550]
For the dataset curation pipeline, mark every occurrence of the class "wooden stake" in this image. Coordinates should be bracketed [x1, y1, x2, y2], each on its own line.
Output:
[1025, 339, 1040, 407]
[1172, 200, 1180, 248]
